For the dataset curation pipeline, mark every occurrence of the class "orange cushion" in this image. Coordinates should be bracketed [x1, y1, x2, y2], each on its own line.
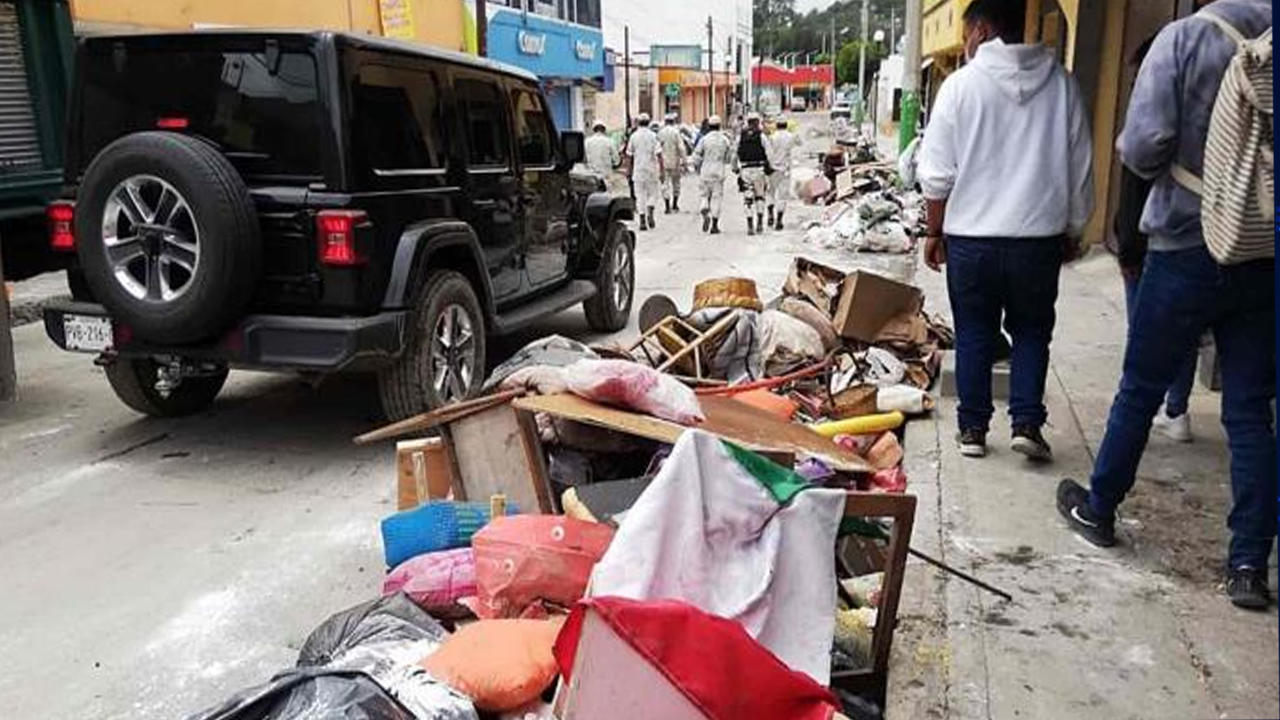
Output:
[421, 618, 564, 712]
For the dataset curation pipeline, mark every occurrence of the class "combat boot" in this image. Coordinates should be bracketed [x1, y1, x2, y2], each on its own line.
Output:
[701, 209, 711, 233]
[767, 206, 775, 227]
[747, 216, 755, 236]
[648, 208, 657, 228]
[710, 218, 721, 234]
[756, 212, 765, 232]
[775, 211, 784, 230]
[664, 198, 672, 214]
[639, 215, 649, 231]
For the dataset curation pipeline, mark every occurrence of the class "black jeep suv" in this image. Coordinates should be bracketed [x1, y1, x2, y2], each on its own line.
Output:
[43, 31, 635, 420]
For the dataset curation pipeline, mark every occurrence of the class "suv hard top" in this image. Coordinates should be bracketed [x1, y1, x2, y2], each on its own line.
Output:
[43, 31, 635, 420]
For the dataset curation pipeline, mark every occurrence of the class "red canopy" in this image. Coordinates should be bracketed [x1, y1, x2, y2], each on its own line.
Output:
[555, 597, 839, 720]
[751, 63, 834, 87]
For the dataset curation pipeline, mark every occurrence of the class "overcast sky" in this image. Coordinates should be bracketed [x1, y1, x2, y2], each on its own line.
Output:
[795, 0, 836, 14]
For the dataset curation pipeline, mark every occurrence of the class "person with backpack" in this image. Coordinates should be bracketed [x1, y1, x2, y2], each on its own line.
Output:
[1056, 0, 1274, 611]
[1106, 38, 1200, 443]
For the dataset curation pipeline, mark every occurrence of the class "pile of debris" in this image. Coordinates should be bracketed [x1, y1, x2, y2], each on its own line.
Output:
[183, 264, 959, 720]
[792, 138, 926, 256]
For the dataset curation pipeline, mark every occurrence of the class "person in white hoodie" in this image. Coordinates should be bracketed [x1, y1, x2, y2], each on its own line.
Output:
[917, 0, 1094, 461]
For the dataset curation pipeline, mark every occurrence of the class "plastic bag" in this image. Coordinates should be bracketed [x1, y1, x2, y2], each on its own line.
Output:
[383, 548, 477, 619]
[757, 310, 825, 377]
[483, 335, 597, 392]
[468, 515, 615, 619]
[875, 384, 931, 414]
[562, 359, 704, 424]
[186, 594, 477, 720]
[420, 618, 564, 713]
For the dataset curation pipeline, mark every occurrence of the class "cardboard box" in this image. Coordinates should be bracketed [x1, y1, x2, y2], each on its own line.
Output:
[831, 271, 923, 343]
[782, 257, 848, 317]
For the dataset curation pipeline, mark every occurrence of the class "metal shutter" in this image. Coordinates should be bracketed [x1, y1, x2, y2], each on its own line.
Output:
[0, 2, 42, 172]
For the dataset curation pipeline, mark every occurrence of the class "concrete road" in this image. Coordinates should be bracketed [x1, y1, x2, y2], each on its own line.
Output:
[0, 112, 860, 720]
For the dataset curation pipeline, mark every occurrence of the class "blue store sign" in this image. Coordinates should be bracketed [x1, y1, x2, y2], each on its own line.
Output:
[487, 9, 603, 82]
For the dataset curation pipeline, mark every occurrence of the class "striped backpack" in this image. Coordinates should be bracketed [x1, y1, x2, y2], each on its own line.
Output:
[1170, 12, 1273, 265]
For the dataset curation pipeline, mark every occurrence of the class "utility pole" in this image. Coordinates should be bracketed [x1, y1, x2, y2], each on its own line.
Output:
[830, 14, 836, 108]
[707, 15, 715, 117]
[0, 242, 14, 403]
[624, 25, 634, 201]
[900, 0, 922, 152]
[891, 5, 897, 51]
[858, 0, 868, 122]
[476, 0, 488, 57]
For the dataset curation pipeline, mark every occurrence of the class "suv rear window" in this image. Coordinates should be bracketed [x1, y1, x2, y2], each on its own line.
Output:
[79, 43, 323, 180]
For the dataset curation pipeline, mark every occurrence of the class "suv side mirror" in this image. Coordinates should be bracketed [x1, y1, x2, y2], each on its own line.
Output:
[561, 131, 585, 166]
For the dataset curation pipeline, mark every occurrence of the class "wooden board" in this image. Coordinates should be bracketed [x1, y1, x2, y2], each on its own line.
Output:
[512, 393, 872, 473]
[441, 403, 550, 513]
[395, 438, 453, 509]
[353, 389, 523, 445]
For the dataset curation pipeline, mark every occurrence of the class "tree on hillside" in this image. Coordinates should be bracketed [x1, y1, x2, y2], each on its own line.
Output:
[754, 0, 904, 60]
[835, 39, 888, 86]
[754, 0, 798, 58]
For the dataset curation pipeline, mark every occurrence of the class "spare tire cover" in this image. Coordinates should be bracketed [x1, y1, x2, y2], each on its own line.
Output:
[76, 131, 261, 344]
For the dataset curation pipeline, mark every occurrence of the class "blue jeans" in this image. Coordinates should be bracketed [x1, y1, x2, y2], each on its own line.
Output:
[1090, 246, 1276, 569]
[946, 236, 1063, 432]
[1123, 274, 1198, 417]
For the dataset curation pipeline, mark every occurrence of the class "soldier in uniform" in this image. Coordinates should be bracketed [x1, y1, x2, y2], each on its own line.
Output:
[691, 114, 733, 235]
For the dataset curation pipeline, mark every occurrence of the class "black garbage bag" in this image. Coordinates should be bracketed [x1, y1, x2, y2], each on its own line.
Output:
[185, 668, 417, 720]
[298, 593, 446, 668]
[183, 594, 476, 720]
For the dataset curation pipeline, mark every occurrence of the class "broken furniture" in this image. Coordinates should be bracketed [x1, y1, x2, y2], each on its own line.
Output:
[626, 310, 739, 382]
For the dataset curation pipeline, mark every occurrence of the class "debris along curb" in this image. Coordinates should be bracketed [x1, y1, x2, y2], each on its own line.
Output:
[183, 136, 997, 720]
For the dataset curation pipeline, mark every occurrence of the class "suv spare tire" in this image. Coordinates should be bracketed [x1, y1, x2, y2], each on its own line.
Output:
[76, 132, 261, 344]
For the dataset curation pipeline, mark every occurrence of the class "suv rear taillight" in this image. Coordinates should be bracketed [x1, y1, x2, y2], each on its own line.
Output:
[47, 201, 75, 252]
[316, 210, 368, 267]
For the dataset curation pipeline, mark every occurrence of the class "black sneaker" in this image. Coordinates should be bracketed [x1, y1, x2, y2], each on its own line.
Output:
[775, 212, 784, 230]
[956, 428, 987, 458]
[747, 217, 755, 235]
[710, 219, 721, 234]
[647, 209, 656, 228]
[1056, 479, 1116, 547]
[1012, 425, 1053, 462]
[639, 216, 648, 231]
[1226, 566, 1272, 611]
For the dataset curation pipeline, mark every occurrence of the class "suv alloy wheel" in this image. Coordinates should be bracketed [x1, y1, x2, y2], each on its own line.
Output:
[378, 270, 488, 420]
[583, 222, 635, 332]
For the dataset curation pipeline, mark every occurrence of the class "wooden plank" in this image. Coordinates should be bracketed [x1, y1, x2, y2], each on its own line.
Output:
[512, 393, 872, 473]
[353, 389, 523, 445]
[446, 403, 547, 513]
[514, 408, 556, 513]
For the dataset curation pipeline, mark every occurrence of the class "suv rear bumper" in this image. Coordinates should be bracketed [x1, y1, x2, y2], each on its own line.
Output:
[43, 300, 408, 373]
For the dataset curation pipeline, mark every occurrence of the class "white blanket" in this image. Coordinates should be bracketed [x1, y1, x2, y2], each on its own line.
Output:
[589, 430, 845, 684]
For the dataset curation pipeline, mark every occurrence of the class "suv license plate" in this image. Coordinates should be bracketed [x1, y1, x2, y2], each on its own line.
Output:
[64, 314, 113, 352]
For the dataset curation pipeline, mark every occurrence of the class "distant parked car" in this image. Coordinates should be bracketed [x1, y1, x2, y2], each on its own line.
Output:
[789, 96, 807, 112]
[830, 102, 852, 120]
